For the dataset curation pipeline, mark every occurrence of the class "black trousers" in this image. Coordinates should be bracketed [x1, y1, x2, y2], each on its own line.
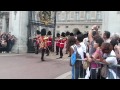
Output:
[90, 68, 101, 79]
[46, 46, 52, 55]
[35, 44, 39, 54]
[72, 60, 86, 79]
[41, 48, 45, 60]
[56, 46, 59, 54]
[60, 48, 63, 57]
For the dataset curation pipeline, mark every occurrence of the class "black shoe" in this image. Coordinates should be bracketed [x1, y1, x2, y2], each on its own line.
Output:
[46, 54, 49, 56]
[65, 53, 68, 54]
[56, 53, 58, 55]
[41, 59, 45, 61]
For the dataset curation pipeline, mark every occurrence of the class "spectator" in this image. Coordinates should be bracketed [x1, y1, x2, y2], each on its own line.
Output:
[70, 34, 86, 79]
[103, 31, 111, 43]
[87, 37, 104, 79]
[99, 43, 118, 79]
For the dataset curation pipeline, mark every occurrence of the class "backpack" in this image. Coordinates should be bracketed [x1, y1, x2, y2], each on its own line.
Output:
[71, 45, 81, 66]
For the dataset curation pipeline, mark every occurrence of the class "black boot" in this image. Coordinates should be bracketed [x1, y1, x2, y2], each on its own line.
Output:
[41, 58, 45, 61]
[46, 54, 49, 56]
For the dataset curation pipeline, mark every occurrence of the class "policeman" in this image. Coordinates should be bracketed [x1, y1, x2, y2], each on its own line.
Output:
[46, 31, 52, 56]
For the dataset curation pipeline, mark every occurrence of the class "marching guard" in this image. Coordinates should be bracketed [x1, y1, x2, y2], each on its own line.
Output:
[55, 33, 60, 55]
[46, 31, 52, 56]
[34, 30, 41, 54]
[39, 28, 48, 61]
[57, 32, 66, 59]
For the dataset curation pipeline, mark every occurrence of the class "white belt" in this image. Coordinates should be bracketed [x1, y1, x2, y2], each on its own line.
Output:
[47, 41, 51, 42]
[60, 43, 64, 44]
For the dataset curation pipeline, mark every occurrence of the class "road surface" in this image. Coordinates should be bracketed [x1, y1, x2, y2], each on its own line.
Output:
[0, 53, 71, 79]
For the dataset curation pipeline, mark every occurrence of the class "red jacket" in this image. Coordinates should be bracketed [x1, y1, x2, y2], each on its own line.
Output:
[55, 37, 60, 47]
[35, 35, 41, 45]
[39, 36, 48, 49]
[47, 37, 52, 46]
[59, 38, 66, 48]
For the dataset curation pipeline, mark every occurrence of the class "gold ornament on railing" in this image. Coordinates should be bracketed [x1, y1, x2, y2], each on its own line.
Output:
[39, 11, 51, 25]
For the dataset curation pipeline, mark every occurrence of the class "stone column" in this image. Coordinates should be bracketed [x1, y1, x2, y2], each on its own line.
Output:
[9, 11, 29, 54]
[102, 11, 120, 34]
[2, 15, 7, 32]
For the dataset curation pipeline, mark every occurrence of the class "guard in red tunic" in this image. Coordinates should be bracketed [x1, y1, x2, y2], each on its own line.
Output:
[55, 33, 60, 55]
[46, 31, 52, 56]
[33, 30, 41, 54]
[57, 32, 66, 59]
[39, 28, 47, 61]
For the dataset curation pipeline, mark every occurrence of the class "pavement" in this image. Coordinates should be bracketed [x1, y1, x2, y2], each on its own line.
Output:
[0, 51, 71, 79]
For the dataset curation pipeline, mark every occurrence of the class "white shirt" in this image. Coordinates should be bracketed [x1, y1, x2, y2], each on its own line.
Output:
[105, 50, 118, 79]
[104, 39, 111, 43]
[106, 50, 117, 65]
[71, 43, 85, 60]
[83, 38, 88, 46]
[80, 42, 87, 53]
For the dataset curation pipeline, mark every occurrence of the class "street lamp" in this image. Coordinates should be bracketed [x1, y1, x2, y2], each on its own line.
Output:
[52, 11, 57, 52]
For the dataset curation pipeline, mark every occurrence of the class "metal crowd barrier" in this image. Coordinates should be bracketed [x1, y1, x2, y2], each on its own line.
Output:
[72, 59, 120, 79]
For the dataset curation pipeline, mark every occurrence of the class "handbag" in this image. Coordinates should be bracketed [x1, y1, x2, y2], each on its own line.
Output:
[100, 55, 116, 78]
[83, 60, 90, 70]
[101, 65, 108, 78]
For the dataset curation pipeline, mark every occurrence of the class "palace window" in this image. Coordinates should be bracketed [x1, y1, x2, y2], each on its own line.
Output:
[86, 11, 90, 20]
[96, 11, 102, 20]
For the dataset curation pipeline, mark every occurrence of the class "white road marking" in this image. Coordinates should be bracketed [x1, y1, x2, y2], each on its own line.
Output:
[54, 71, 71, 79]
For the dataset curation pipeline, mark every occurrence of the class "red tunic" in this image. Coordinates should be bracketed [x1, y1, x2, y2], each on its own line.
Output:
[39, 36, 48, 49]
[59, 38, 66, 49]
[47, 36, 52, 46]
[55, 37, 60, 47]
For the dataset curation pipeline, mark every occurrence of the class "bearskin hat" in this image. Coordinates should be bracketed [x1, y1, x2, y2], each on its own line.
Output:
[41, 28, 46, 36]
[83, 32, 88, 38]
[66, 31, 70, 36]
[36, 30, 41, 35]
[70, 33, 74, 36]
[73, 28, 81, 35]
[47, 31, 52, 35]
[76, 30, 82, 35]
[61, 32, 66, 37]
[56, 33, 60, 37]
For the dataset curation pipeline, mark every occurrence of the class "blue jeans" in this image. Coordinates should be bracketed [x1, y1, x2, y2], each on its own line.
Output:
[72, 60, 86, 79]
